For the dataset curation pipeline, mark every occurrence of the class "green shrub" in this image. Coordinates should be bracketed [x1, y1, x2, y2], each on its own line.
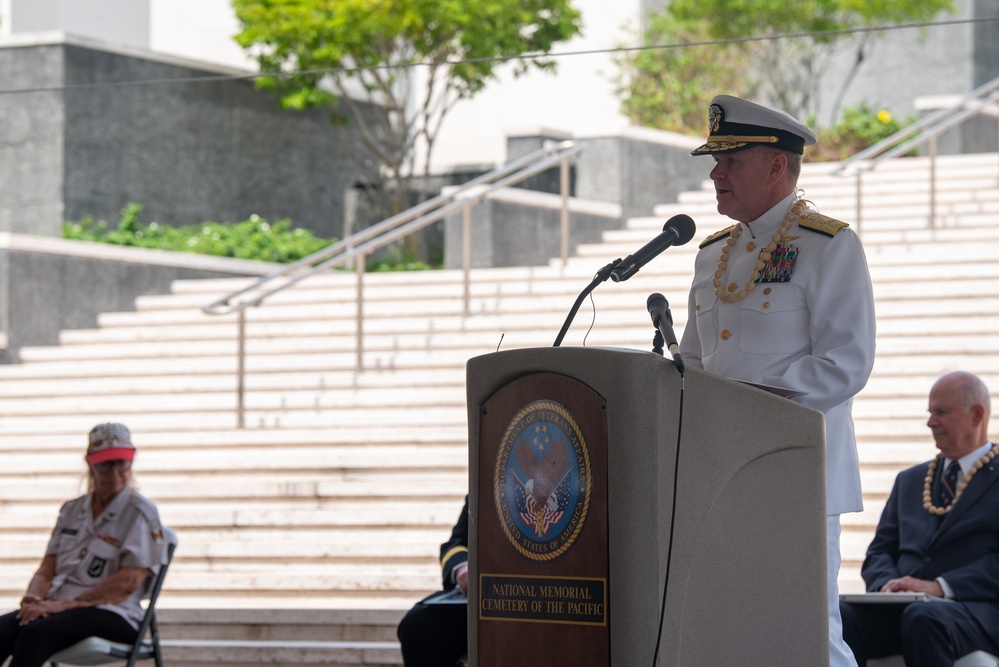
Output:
[367, 246, 442, 272]
[809, 105, 918, 162]
[63, 204, 446, 270]
[64, 204, 334, 264]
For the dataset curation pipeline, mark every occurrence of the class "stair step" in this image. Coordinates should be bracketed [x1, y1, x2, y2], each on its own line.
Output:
[159, 639, 402, 667]
[158, 608, 405, 642]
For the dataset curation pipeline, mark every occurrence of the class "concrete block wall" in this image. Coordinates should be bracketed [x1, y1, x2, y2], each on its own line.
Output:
[443, 188, 623, 270]
[0, 35, 378, 240]
[0, 234, 277, 363]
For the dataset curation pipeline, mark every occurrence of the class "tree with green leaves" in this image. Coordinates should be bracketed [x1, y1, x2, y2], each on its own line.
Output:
[617, 0, 954, 132]
[232, 0, 582, 223]
[614, 15, 751, 135]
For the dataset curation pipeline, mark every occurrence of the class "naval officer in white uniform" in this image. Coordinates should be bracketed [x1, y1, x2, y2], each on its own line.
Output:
[679, 95, 877, 667]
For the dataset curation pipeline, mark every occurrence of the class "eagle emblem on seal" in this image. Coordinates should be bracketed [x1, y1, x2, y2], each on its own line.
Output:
[494, 400, 591, 561]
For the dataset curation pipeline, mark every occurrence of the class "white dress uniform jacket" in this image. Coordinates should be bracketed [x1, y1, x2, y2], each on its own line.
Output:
[45, 486, 168, 628]
[679, 193, 877, 515]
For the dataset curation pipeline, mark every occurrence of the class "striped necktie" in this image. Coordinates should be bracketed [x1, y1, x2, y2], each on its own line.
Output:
[936, 460, 962, 508]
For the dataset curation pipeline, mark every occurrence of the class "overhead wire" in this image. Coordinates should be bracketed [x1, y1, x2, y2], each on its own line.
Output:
[0, 15, 997, 97]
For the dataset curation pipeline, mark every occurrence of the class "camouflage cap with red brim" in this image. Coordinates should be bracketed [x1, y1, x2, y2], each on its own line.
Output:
[87, 422, 136, 464]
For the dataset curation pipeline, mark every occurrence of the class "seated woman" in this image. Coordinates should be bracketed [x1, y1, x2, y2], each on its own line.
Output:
[0, 423, 168, 667]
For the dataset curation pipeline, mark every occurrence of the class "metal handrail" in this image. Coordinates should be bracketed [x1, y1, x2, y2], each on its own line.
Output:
[203, 140, 586, 427]
[831, 75, 999, 230]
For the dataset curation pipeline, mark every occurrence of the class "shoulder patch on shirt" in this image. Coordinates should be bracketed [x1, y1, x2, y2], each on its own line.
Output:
[798, 211, 849, 237]
[699, 224, 738, 248]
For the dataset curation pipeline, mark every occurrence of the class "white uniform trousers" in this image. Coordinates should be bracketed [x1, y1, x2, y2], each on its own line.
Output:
[829, 515, 859, 667]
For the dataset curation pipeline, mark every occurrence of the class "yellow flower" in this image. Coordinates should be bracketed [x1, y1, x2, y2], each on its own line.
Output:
[877, 109, 892, 124]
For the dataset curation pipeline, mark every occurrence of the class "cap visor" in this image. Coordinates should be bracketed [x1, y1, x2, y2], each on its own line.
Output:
[87, 447, 135, 464]
[690, 140, 751, 156]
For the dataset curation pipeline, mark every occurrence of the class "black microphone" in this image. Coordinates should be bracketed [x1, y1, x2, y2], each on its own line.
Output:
[609, 214, 696, 282]
[647, 292, 684, 373]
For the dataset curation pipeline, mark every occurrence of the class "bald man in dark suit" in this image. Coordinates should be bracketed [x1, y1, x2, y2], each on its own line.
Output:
[840, 371, 999, 666]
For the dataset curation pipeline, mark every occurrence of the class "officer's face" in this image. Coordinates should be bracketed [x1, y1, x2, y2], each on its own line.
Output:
[709, 148, 783, 223]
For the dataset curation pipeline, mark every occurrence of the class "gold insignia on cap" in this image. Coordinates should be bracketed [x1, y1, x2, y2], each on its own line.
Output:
[692, 140, 750, 154]
[709, 104, 722, 133]
[692, 136, 780, 156]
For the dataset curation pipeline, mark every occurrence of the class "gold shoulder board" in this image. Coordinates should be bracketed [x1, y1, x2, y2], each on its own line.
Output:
[798, 211, 849, 237]
[699, 224, 738, 249]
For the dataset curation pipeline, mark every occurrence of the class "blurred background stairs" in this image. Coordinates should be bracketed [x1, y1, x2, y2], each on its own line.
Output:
[0, 152, 996, 665]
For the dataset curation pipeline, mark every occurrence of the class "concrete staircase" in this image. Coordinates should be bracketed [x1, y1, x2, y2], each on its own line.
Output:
[156, 609, 404, 666]
[0, 152, 997, 664]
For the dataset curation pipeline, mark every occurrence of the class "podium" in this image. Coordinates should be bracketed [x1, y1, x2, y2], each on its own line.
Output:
[466, 347, 829, 666]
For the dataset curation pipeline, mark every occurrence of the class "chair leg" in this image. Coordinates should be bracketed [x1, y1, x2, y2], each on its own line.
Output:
[151, 615, 164, 667]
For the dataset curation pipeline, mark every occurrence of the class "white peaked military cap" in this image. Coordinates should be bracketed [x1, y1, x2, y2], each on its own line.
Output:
[691, 94, 818, 156]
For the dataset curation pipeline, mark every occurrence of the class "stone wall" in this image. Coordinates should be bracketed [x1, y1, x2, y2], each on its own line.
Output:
[0, 36, 377, 240]
[0, 234, 277, 363]
[443, 188, 623, 270]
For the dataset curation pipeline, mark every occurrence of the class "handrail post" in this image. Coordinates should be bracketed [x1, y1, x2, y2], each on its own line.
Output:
[929, 135, 938, 229]
[236, 309, 246, 429]
[462, 203, 472, 316]
[855, 172, 863, 235]
[560, 157, 570, 267]
[355, 254, 365, 372]
[201, 141, 587, 385]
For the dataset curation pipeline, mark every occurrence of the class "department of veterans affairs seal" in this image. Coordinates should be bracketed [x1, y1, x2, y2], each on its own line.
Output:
[493, 399, 592, 561]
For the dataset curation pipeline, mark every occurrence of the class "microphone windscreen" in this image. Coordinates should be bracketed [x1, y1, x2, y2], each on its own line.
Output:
[647, 292, 667, 311]
[664, 214, 696, 246]
[646, 292, 672, 326]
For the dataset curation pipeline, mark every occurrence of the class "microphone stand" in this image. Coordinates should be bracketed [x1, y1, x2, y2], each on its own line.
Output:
[651, 328, 664, 357]
[654, 314, 684, 375]
[552, 259, 620, 347]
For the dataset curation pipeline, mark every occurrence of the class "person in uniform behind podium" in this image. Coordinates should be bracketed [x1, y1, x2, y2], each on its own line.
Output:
[0, 423, 168, 667]
[678, 94, 877, 667]
[840, 371, 999, 666]
[397, 496, 469, 666]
